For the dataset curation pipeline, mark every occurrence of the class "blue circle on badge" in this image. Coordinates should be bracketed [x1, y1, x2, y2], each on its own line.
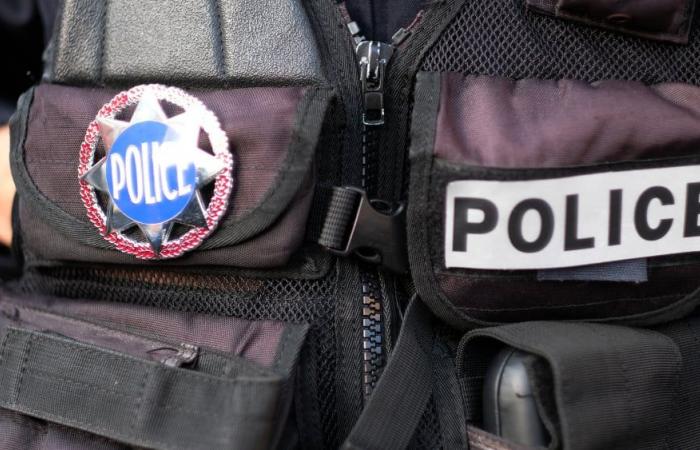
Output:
[105, 121, 196, 225]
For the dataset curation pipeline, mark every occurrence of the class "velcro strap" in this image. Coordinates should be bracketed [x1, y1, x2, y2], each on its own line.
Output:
[0, 327, 286, 450]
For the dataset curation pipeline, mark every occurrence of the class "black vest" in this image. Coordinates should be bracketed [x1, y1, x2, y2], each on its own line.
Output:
[4, 1, 700, 449]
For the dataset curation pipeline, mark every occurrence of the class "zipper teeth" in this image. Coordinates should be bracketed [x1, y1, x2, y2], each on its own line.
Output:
[360, 113, 383, 399]
[361, 270, 384, 399]
[350, 20, 392, 399]
[359, 44, 383, 399]
[361, 126, 379, 191]
[361, 125, 368, 189]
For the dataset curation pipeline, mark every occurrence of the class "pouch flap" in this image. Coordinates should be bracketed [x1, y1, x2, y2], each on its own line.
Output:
[408, 72, 700, 328]
[11, 84, 333, 267]
[460, 322, 681, 450]
[0, 287, 308, 449]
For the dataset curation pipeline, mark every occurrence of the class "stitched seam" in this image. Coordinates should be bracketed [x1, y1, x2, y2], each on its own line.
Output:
[272, 326, 292, 374]
[458, 293, 682, 312]
[130, 365, 151, 435]
[18, 371, 132, 397]
[210, 0, 226, 76]
[98, 2, 106, 83]
[3, 304, 169, 349]
[0, 330, 11, 371]
[660, 332, 682, 450]
[610, 325, 633, 447]
[18, 370, 275, 420]
[12, 332, 33, 406]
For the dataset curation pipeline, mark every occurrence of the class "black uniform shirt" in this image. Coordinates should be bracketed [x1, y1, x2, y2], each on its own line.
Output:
[0, 0, 57, 123]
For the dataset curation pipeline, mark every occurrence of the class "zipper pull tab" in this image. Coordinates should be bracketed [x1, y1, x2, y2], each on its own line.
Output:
[160, 343, 199, 368]
[356, 41, 394, 126]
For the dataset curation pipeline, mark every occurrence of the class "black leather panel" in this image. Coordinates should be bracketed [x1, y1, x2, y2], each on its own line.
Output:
[218, 0, 325, 85]
[49, 0, 323, 87]
[50, 0, 104, 84]
[103, 0, 222, 84]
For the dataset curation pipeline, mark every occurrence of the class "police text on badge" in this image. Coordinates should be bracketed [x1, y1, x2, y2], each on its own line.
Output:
[445, 165, 700, 269]
[108, 141, 193, 204]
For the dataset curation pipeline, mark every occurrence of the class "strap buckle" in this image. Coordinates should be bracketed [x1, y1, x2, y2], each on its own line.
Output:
[322, 187, 408, 274]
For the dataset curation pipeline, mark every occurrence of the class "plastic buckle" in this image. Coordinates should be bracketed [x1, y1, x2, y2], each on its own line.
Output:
[329, 187, 408, 274]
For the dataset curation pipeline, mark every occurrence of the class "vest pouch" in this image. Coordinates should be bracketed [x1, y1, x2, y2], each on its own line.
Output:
[10, 83, 332, 269]
[458, 321, 684, 450]
[408, 71, 700, 329]
[0, 286, 308, 450]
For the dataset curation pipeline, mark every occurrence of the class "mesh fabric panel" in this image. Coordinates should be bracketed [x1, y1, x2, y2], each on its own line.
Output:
[409, 397, 445, 450]
[422, 0, 700, 85]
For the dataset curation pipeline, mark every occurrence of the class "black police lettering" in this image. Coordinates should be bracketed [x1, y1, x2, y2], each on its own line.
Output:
[445, 167, 700, 270]
[565, 194, 595, 251]
[452, 198, 498, 252]
[684, 182, 700, 237]
[508, 199, 554, 253]
[634, 186, 674, 241]
[608, 189, 623, 246]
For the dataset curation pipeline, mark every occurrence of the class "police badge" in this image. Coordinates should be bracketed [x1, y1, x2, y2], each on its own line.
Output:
[79, 85, 234, 259]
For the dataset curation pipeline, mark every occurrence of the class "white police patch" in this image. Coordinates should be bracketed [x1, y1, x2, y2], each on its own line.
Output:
[79, 85, 233, 259]
[445, 165, 700, 270]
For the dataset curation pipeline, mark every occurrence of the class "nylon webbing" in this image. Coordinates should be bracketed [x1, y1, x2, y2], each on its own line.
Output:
[0, 327, 284, 450]
[342, 297, 435, 450]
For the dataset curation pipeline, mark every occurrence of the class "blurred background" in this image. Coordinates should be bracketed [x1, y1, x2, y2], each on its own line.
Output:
[0, 0, 58, 276]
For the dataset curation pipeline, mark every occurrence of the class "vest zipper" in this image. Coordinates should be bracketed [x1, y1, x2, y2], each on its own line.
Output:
[347, 26, 392, 399]
[316, 0, 462, 437]
[346, 10, 424, 401]
[350, 25, 400, 401]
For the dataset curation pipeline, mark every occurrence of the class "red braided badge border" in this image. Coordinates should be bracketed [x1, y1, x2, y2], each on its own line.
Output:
[78, 85, 233, 259]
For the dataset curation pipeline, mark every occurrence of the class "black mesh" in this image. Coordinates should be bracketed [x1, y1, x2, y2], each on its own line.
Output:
[409, 396, 445, 450]
[422, 0, 700, 85]
[12, 265, 339, 449]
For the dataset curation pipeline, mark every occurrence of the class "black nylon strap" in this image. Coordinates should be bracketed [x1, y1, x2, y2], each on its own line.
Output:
[0, 327, 287, 450]
[342, 297, 434, 450]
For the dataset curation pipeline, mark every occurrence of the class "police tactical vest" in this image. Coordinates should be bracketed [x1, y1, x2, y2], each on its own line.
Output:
[4, 0, 700, 449]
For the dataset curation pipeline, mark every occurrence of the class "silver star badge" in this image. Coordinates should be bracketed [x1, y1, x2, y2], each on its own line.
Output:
[81, 89, 227, 255]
